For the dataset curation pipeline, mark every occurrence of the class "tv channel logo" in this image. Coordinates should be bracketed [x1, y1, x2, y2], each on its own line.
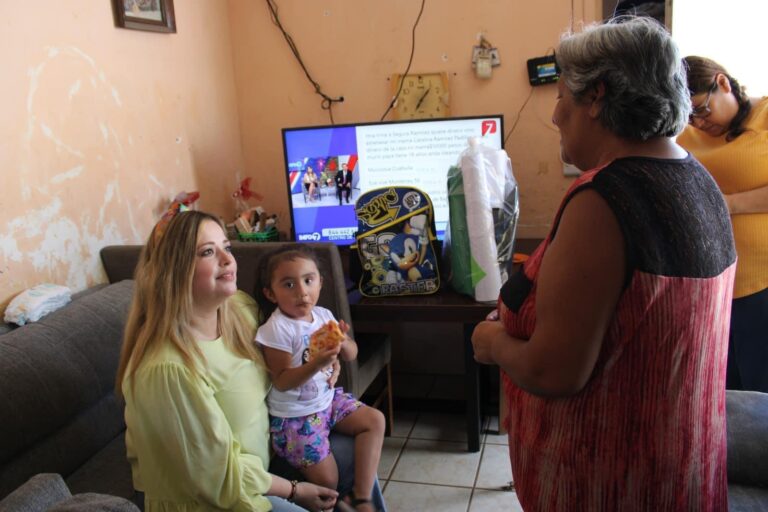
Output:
[481, 119, 497, 136]
[297, 232, 322, 241]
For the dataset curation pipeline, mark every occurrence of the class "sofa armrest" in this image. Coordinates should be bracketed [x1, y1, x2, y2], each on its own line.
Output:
[727, 390, 768, 486]
[47, 493, 140, 511]
[0, 473, 140, 512]
[0, 473, 71, 512]
[100, 246, 143, 283]
[339, 332, 391, 398]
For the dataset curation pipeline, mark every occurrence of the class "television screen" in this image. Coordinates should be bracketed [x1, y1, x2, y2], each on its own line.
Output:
[281, 115, 504, 246]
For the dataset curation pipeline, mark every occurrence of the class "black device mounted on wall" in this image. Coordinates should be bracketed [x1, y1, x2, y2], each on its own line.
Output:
[526, 55, 560, 86]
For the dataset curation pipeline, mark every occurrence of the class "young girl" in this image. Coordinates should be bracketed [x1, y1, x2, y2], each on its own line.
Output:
[255, 245, 385, 512]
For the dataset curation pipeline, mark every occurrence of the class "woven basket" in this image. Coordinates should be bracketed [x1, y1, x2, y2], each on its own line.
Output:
[238, 227, 279, 243]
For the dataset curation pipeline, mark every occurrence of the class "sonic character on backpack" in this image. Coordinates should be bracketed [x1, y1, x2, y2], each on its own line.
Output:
[382, 214, 435, 283]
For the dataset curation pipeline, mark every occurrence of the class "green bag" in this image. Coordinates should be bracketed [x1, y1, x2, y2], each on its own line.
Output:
[446, 165, 480, 296]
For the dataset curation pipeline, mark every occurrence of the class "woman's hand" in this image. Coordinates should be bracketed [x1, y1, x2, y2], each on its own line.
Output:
[472, 317, 506, 365]
[294, 481, 338, 511]
[471, 309, 501, 364]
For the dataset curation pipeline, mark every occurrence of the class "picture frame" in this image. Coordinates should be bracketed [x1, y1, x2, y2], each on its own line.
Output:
[112, 0, 176, 33]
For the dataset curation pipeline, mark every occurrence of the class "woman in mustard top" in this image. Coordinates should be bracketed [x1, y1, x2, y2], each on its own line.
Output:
[115, 210, 387, 511]
[678, 56, 768, 392]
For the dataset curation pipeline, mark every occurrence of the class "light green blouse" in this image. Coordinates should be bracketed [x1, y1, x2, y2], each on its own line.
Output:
[123, 292, 273, 511]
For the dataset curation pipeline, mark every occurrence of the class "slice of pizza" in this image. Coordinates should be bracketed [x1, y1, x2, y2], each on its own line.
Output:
[309, 320, 345, 360]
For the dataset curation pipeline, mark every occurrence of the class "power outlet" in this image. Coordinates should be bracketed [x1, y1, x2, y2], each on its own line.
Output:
[472, 46, 501, 67]
[489, 48, 500, 66]
[563, 163, 580, 177]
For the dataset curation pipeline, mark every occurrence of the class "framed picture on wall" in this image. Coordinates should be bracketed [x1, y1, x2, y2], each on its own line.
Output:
[112, 0, 176, 33]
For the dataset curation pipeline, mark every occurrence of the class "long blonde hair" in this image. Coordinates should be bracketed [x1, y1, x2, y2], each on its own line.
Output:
[116, 211, 261, 398]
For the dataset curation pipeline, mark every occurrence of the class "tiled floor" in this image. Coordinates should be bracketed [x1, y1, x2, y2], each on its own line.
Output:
[377, 411, 522, 512]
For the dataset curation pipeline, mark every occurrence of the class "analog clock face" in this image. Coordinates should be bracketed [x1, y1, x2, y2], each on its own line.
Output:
[392, 73, 450, 120]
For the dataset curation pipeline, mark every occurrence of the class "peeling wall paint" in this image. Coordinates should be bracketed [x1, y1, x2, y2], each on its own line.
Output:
[7, 46, 151, 297]
[1, 1, 247, 308]
[50, 165, 84, 184]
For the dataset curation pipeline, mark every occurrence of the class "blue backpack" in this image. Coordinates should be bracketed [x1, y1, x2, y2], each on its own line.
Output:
[353, 186, 440, 297]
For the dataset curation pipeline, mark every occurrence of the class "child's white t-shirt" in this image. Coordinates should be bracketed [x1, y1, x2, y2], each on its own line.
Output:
[256, 306, 336, 418]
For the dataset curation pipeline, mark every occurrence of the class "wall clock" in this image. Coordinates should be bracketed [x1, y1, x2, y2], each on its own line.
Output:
[392, 72, 451, 120]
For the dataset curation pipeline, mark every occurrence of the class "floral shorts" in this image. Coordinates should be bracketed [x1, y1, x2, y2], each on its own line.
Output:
[270, 388, 363, 468]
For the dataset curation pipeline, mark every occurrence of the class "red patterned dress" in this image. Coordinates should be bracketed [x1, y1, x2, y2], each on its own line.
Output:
[500, 156, 736, 511]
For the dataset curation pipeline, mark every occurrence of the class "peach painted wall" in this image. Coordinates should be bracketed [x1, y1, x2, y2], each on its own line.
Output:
[228, 0, 600, 240]
[0, 1, 246, 307]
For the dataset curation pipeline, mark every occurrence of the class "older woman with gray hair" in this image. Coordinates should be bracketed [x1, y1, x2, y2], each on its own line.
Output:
[472, 17, 735, 511]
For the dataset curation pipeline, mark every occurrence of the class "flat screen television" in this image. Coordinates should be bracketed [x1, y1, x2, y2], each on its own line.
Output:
[281, 115, 505, 246]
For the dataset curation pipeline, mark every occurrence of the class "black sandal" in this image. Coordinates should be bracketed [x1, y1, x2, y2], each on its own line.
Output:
[343, 492, 376, 511]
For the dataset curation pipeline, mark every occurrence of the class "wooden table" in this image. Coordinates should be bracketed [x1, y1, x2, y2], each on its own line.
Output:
[348, 286, 495, 452]
[344, 239, 540, 452]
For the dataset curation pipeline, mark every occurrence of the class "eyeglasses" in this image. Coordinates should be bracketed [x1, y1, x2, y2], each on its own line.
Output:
[689, 80, 718, 122]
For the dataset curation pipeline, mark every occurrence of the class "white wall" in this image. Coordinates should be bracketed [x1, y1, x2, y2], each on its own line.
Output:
[672, 0, 768, 95]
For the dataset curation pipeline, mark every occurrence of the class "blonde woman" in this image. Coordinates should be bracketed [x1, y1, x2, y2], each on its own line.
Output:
[116, 211, 386, 511]
[303, 166, 319, 202]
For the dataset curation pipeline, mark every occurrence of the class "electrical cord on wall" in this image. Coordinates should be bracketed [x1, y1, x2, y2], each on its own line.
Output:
[504, 47, 556, 145]
[379, 0, 426, 122]
[571, 0, 575, 32]
[504, 87, 535, 146]
[266, 0, 344, 124]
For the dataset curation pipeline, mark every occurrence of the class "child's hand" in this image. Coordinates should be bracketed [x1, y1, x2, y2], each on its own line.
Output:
[313, 343, 341, 369]
[338, 319, 351, 337]
[336, 320, 358, 361]
[337, 320, 355, 347]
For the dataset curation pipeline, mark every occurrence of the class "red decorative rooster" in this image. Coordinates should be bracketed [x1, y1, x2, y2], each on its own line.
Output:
[233, 177, 263, 216]
[233, 178, 263, 202]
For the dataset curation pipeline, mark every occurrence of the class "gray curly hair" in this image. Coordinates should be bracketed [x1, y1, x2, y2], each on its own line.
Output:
[556, 16, 691, 141]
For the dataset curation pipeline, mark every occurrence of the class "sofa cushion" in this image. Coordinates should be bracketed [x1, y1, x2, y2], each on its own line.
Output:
[66, 433, 135, 502]
[727, 390, 768, 487]
[47, 492, 139, 512]
[728, 484, 768, 512]
[0, 281, 134, 499]
[0, 473, 71, 512]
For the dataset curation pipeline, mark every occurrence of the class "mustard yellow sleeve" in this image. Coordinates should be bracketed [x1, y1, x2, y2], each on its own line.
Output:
[125, 360, 272, 511]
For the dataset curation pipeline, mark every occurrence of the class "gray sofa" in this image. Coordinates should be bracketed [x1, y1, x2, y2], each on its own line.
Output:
[0, 279, 140, 510]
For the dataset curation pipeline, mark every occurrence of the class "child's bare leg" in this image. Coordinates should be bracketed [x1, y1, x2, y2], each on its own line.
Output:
[301, 454, 339, 491]
[335, 406, 386, 510]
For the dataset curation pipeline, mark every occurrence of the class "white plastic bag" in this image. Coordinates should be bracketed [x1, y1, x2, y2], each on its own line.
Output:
[444, 137, 519, 302]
